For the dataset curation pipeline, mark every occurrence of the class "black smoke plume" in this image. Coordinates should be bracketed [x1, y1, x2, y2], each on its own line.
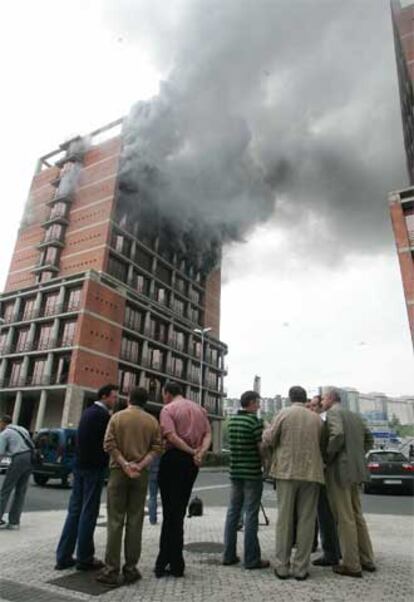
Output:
[110, 0, 407, 273]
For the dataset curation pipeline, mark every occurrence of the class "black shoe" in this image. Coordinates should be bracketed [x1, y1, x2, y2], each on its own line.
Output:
[274, 570, 289, 580]
[295, 572, 309, 581]
[0, 519, 7, 529]
[76, 558, 105, 571]
[245, 560, 270, 570]
[222, 556, 240, 566]
[154, 567, 170, 578]
[55, 558, 76, 570]
[312, 556, 337, 567]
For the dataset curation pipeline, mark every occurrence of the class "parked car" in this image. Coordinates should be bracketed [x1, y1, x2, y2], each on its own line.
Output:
[0, 455, 11, 474]
[364, 449, 414, 494]
[32, 428, 77, 487]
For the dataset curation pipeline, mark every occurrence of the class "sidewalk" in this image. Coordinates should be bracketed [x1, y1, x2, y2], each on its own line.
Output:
[0, 506, 413, 602]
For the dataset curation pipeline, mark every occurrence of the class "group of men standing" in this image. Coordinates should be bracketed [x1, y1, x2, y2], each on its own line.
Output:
[224, 386, 376, 580]
[1, 379, 376, 586]
[55, 380, 210, 587]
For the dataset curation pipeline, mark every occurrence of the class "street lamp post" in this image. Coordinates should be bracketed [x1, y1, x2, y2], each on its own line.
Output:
[193, 327, 212, 406]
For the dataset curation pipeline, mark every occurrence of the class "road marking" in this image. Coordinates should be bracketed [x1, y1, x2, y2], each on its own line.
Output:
[193, 484, 231, 492]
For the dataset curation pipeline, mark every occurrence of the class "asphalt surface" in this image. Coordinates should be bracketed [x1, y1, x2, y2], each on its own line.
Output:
[1, 470, 413, 515]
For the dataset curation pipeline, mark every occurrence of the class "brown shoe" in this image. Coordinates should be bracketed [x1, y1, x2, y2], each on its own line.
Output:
[123, 567, 142, 584]
[361, 563, 377, 573]
[332, 565, 363, 578]
[95, 569, 120, 587]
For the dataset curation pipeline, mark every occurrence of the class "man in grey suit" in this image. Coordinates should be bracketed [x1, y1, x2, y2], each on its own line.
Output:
[322, 388, 376, 578]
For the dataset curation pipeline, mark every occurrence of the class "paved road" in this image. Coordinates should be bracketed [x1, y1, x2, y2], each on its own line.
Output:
[1, 470, 413, 515]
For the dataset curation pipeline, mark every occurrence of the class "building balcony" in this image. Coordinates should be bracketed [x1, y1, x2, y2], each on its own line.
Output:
[10, 301, 80, 323]
[37, 235, 65, 249]
[41, 214, 69, 228]
[46, 190, 74, 206]
[32, 262, 60, 274]
[119, 350, 139, 364]
[2, 341, 34, 354]
[0, 372, 68, 389]
[168, 338, 186, 352]
[2, 312, 21, 324]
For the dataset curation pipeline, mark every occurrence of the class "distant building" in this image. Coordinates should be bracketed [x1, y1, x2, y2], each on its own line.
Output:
[320, 385, 414, 426]
[387, 396, 414, 425]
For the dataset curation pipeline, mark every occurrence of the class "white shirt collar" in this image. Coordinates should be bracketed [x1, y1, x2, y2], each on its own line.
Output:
[94, 401, 109, 413]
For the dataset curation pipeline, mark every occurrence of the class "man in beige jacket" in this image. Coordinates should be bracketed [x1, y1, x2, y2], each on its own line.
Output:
[322, 388, 375, 578]
[96, 387, 162, 587]
[262, 386, 324, 580]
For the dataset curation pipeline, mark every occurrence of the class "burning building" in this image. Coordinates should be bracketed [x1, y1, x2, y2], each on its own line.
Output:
[0, 117, 228, 450]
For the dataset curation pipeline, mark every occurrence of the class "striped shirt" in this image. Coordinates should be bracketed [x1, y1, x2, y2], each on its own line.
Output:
[228, 410, 263, 480]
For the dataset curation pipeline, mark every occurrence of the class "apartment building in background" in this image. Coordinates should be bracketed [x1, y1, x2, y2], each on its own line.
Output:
[0, 119, 227, 450]
[389, 1, 414, 346]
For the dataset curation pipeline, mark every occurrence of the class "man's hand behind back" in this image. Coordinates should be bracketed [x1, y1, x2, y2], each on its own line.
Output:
[122, 463, 141, 479]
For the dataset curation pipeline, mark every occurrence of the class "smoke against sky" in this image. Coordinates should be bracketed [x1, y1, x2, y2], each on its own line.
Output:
[0, 0, 411, 396]
[106, 0, 407, 270]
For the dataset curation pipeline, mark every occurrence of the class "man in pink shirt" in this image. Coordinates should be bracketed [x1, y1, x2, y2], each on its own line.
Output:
[154, 381, 211, 578]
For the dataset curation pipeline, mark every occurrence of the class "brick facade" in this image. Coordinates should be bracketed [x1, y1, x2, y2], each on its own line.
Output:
[0, 119, 227, 449]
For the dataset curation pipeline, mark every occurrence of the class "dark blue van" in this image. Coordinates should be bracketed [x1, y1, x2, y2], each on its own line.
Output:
[32, 428, 77, 487]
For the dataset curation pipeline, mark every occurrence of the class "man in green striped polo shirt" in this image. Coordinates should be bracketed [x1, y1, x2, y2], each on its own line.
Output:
[222, 391, 269, 570]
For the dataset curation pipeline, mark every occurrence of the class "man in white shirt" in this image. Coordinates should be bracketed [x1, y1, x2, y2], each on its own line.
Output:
[0, 415, 33, 529]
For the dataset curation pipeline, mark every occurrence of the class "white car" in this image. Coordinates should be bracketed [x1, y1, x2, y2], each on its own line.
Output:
[0, 456, 11, 474]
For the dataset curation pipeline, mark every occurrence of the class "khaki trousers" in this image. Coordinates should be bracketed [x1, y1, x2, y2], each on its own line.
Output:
[275, 479, 319, 578]
[326, 473, 374, 572]
[105, 468, 148, 574]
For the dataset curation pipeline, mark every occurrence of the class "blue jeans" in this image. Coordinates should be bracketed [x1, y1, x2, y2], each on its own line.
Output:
[148, 476, 158, 524]
[223, 478, 263, 567]
[56, 467, 105, 564]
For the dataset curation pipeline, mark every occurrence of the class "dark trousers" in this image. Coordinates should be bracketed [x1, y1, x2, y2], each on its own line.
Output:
[317, 485, 341, 563]
[156, 449, 198, 574]
[0, 452, 32, 525]
[56, 467, 105, 565]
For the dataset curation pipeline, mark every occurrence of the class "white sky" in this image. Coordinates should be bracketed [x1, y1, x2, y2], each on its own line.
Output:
[0, 1, 412, 399]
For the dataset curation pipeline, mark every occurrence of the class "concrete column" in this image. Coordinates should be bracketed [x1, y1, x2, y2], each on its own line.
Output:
[127, 263, 135, 287]
[13, 297, 23, 321]
[167, 323, 174, 346]
[165, 350, 172, 376]
[26, 322, 37, 350]
[51, 318, 60, 347]
[139, 371, 147, 387]
[211, 419, 222, 453]
[61, 385, 84, 427]
[35, 390, 47, 432]
[20, 355, 30, 385]
[5, 327, 14, 351]
[141, 340, 149, 366]
[44, 352, 54, 384]
[57, 285, 66, 311]
[33, 291, 43, 316]
[12, 391, 23, 423]
[0, 358, 8, 384]
[143, 311, 151, 337]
